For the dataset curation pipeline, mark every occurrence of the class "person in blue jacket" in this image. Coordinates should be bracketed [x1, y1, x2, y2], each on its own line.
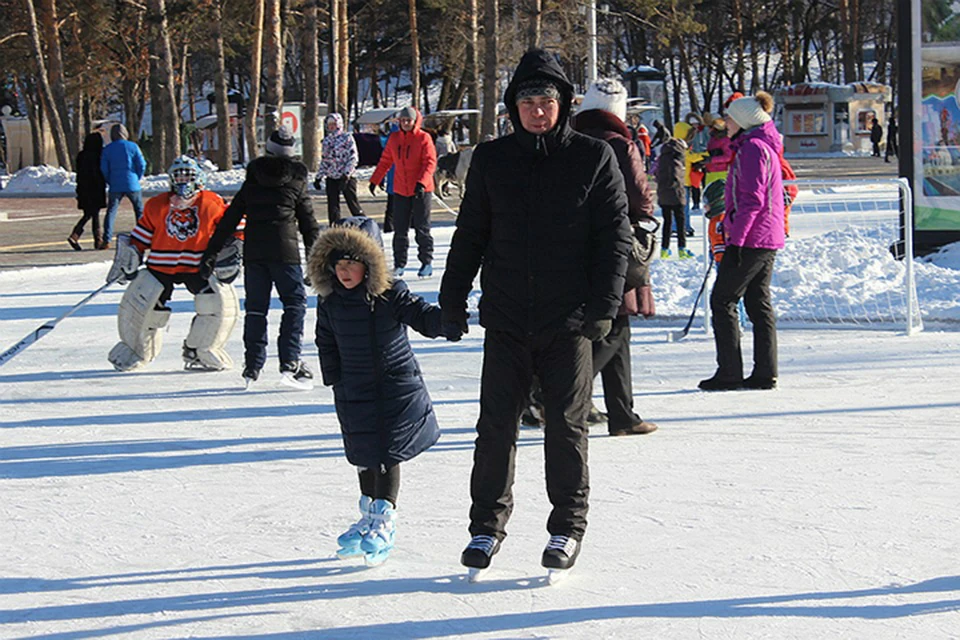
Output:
[100, 123, 146, 250]
[306, 218, 459, 566]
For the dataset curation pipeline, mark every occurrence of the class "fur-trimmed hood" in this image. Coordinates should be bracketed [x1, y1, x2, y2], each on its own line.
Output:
[307, 226, 392, 299]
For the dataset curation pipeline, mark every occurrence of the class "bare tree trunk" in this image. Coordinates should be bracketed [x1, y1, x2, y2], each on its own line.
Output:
[212, 0, 232, 170]
[481, 0, 498, 139]
[338, 0, 349, 118]
[23, 0, 71, 169]
[466, 0, 479, 143]
[38, 0, 76, 158]
[677, 39, 700, 115]
[245, 0, 264, 161]
[838, 0, 856, 83]
[731, 0, 746, 91]
[303, 0, 320, 170]
[409, 0, 420, 109]
[263, 0, 283, 140]
[147, 0, 180, 170]
[329, 0, 339, 114]
[527, 0, 541, 48]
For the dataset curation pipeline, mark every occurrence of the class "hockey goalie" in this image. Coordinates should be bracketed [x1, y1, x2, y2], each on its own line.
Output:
[106, 155, 244, 372]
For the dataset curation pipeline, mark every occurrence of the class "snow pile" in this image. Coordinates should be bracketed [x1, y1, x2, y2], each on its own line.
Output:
[3, 164, 76, 194]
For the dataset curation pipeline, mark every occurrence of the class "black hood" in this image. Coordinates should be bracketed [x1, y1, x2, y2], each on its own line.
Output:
[248, 155, 307, 188]
[503, 49, 575, 155]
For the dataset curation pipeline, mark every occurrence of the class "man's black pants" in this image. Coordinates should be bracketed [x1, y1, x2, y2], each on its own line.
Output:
[470, 329, 593, 542]
[392, 193, 433, 268]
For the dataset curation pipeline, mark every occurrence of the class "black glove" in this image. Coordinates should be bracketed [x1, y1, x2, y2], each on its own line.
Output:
[415, 182, 426, 198]
[197, 255, 215, 282]
[726, 244, 742, 267]
[581, 318, 613, 342]
[441, 309, 469, 342]
[368, 182, 378, 196]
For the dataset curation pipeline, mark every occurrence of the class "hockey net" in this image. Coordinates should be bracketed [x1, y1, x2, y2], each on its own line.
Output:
[764, 178, 922, 334]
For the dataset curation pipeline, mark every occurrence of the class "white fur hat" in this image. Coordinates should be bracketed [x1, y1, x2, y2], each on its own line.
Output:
[726, 96, 772, 130]
[579, 78, 628, 122]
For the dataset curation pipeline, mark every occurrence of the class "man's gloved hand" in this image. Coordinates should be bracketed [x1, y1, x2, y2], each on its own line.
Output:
[414, 182, 425, 198]
[441, 309, 469, 342]
[581, 318, 613, 342]
[368, 182, 378, 196]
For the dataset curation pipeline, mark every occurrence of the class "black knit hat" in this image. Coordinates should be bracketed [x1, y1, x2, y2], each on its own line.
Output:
[515, 77, 562, 103]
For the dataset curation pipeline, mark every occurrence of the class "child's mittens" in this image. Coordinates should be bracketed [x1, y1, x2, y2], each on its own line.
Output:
[441, 309, 469, 342]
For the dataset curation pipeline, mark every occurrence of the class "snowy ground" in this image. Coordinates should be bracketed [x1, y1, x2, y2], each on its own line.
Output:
[2, 217, 960, 638]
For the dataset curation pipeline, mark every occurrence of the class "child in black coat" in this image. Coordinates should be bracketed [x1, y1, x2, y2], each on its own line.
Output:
[307, 217, 456, 566]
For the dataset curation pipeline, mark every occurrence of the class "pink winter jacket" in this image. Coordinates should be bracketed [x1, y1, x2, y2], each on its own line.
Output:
[724, 120, 785, 250]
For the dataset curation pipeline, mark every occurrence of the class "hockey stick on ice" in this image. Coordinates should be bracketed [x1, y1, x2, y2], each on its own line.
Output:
[667, 259, 713, 343]
[431, 192, 460, 217]
[0, 277, 120, 367]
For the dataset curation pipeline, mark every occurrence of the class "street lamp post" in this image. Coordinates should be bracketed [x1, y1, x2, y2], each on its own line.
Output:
[587, 0, 597, 84]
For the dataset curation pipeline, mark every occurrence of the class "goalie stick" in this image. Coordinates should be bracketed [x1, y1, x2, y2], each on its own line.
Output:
[0, 277, 120, 367]
[668, 259, 713, 343]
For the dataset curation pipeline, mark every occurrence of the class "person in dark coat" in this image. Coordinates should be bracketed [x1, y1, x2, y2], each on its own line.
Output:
[306, 221, 452, 565]
[870, 117, 884, 157]
[201, 125, 320, 387]
[573, 77, 659, 437]
[885, 115, 898, 163]
[69, 132, 107, 250]
[656, 123, 690, 258]
[439, 48, 632, 574]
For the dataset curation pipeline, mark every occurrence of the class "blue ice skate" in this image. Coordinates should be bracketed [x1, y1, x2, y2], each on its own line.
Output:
[336, 495, 372, 559]
[360, 499, 396, 567]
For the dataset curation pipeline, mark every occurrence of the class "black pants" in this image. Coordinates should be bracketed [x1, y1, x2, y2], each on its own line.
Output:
[709, 247, 778, 380]
[150, 268, 210, 306]
[661, 204, 686, 250]
[592, 315, 641, 431]
[872, 142, 881, 157]
[392, 193, 433, 268]
[470, 329, 593, 542]
[325, 176, 363, 224]
[72, 206, 102, 242]
[358, 464, 400, 507]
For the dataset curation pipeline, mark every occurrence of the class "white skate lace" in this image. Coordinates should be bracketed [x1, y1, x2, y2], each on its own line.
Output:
[466, 535, 498, 556]
[545, 535, 577, 557]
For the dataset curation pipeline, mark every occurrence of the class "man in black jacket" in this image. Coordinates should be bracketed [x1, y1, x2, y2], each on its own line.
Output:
[439, 49, 632, 575]
[201, 126, 320, 388]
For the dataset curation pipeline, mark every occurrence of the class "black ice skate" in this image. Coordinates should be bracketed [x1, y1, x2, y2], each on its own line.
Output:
[279, 360, 314, 390]
[461, 534, 500, 582]
[542, 534, 579, 584]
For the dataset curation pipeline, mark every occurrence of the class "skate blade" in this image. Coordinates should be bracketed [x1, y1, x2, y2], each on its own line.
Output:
[336, 545, 364, 560]
[467, 567, 487, 583]
[279, 373, 314, 391]
[546, 568, 570, 585]
[363, 550, 390, 567]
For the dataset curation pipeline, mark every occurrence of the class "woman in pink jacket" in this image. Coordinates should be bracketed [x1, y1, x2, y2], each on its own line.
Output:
[699, 92, 784, 392]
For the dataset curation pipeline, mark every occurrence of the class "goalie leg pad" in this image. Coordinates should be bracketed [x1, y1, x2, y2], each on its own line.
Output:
[183, 281, 240, 370]
[109, 270, 170, 371]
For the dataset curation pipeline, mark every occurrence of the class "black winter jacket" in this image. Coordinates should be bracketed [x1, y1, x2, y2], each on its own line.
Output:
[307, 226, 442, 469]
[206, 155, 319, 264]
[75, 133, 107, 211]
[439, 49, 631, 336]
[656, 138, 687, 206]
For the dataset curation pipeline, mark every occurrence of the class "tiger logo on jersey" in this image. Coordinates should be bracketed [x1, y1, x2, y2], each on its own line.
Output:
[166, 205, 200, 242]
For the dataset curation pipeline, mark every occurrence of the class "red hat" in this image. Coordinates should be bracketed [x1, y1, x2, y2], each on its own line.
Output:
[723, 92, 745, 109]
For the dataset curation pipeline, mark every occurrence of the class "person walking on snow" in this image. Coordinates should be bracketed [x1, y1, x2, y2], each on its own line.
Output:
[100, 123, 146, 250]
[314, 113, 364, 225]
[200, 125, 320, 389]
[306, 219, 460, 566]
[68, 132, 107, 251]
[370, 106, 438, 279]
[439, 48, 632, 577]
[656, 123, 692, 259]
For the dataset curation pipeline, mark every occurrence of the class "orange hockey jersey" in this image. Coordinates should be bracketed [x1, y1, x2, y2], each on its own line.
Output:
[131, 191, 243, 275]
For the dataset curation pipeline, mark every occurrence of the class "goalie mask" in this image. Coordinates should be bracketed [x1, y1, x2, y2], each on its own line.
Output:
[169, 156, 206, 199]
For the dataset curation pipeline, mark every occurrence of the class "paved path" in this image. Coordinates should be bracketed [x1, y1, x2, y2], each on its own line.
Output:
[0, 156, 897, 272]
